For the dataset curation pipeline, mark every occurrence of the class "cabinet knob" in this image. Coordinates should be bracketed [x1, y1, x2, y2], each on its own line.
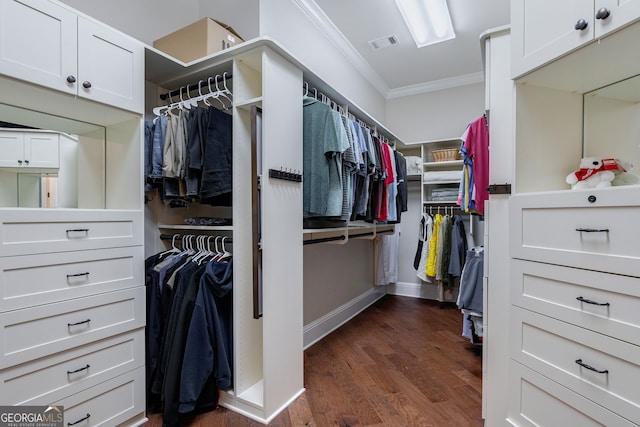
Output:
[82, 81, 92, 89]
[17, 160, 22, 165]
[595, 7, 610, 20]
[575, 19, 589, 31]
[66, 75, 76, 84]
[24, 160, 29, 165]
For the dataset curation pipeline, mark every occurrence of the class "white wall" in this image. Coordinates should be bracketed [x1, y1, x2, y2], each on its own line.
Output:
[387, 83, 485, 143]
[259, 0, 387, 124]
[58, 0, 200, 44]
[303, 240, 375, 325]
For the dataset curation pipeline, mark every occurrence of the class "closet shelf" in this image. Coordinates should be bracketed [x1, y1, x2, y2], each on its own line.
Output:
[424, 180, 461, 185]
[235, 96, 263, 111]
[303, 222, 394, 245]
[158, 224, 233, 232]
[423, 160, 464, 167]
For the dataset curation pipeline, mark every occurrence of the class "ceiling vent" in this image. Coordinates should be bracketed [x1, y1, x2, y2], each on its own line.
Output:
[368, 34, 399, 51]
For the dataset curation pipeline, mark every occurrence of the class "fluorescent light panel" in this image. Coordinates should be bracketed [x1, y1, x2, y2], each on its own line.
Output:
[395, 0, 455, 47]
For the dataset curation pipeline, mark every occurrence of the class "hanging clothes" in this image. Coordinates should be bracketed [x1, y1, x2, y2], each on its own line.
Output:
[458, 115, 489, 215]
[302, 97, 350, 221]
[415, 213, 433, 283]
[145, 242, 234, 427]
[144, 103, 232, 207]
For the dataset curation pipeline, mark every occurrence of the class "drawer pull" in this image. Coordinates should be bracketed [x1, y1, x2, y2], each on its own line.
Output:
[575, 228, 609, 233]
[575, 359, 608, 374]
[576, 296, 610, 306]
[66, 272, 90, 279]
[67, 364, 90, 375]
[67, 319, 91, 327]
[67, 413, 90, 426]
[66, 229, 89, 238]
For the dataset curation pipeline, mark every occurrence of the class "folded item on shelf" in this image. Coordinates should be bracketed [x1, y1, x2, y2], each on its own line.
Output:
[184, 216, 233, 226]
[423, 170, 461, 182]
[405, 156, 422, 176]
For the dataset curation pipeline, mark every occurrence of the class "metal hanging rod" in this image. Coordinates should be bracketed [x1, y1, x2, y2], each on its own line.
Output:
[159, 72, 234, 101]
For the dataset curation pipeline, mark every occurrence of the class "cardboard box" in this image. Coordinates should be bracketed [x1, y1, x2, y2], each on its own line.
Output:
[153, 18, 244, 63]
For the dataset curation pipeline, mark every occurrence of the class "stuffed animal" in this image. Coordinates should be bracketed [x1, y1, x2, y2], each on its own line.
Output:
[566, 157, 625, 190]
[612, 160, 640, 186]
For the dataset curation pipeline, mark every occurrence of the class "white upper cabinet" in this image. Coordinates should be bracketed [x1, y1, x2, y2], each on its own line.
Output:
[0, 130, 59, 168]
[0, 0, 143, 113]
[512, 0, 640, 78]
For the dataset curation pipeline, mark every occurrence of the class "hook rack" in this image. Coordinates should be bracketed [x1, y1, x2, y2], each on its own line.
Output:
[269, 168, 302, 182]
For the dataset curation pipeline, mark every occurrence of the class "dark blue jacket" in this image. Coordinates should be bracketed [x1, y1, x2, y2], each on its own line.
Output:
[179, 258, 233, 414]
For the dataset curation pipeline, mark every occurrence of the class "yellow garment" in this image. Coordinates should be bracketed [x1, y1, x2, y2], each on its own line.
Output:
[426, 213, 442, 277]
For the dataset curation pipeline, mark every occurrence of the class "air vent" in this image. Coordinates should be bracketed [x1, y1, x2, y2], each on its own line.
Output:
[368, 34, 399, 51]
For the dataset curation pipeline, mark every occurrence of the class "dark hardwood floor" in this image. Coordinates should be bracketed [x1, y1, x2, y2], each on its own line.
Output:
[145, 294, 483, 426]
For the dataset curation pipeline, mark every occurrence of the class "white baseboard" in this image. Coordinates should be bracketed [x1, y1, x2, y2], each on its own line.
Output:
[387, 281, 440, 299]
[303, 287, 386, 349]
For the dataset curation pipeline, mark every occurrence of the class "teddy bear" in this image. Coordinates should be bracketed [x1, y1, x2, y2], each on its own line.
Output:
[612, 160, 640, 186]
[566, 157, 625, 190]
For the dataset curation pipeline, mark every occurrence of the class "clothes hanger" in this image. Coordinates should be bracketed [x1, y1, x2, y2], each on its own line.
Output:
[217, 73, 233, 109]
[205, 76, 226, 110]
[219, 236, 232, 261]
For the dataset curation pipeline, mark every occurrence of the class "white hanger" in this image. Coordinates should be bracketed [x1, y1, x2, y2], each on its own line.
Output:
[205, 76, 226, 110]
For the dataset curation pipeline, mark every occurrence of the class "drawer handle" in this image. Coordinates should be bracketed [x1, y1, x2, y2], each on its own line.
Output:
[66, 229, 89, 237]
[67, 413, 90, 426]
[576, 296, 610, 306]
[575, 359, 608, 374]
[67, 272, 90, 279]
[67, 364, 90, 375]
[67, 319, 91, 327]
[575, 228, 609, 233]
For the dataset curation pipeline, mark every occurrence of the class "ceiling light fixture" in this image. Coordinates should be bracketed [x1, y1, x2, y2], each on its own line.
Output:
[394, 0, 456, 48]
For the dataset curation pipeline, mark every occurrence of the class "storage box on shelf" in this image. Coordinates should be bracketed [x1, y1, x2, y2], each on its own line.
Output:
[153, 17, 244, 63]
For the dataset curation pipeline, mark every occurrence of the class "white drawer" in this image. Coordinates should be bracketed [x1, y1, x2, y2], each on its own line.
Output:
[510, 189, 640, 276]
[508, 360, 637, 427]
[0, 329, 143, 406]
[0, 209, 143, 256]
[0, 287, 144, 368]
[511, 259, 640, 346]
[0, 246, 144, 312]
[54, 367, 146, 427]
[510, 307, 640, 424]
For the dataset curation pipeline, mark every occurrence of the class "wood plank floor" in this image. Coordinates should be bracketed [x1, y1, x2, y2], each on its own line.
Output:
[144, 294, 483, 426]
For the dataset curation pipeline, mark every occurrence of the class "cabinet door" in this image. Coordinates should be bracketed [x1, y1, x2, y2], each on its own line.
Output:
[0, 131, 24, 167]
[595, 0, 640, 37]
[511, 0, 594, 78]
[0, 0, 77, 95]
[77, 17, 144, 113]
[24, 132, 59, 168]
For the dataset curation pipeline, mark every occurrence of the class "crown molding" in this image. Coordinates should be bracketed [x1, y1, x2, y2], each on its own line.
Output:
[387, 72, 485, 99]
[292, 0, 390, 97]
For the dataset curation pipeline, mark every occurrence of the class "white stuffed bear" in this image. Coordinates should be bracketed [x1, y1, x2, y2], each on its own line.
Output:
[612, 160, 640, 186]
[566, 157, 623, 190]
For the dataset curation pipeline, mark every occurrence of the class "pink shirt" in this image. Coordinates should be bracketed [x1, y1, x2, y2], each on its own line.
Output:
[462, 116, 489, 215]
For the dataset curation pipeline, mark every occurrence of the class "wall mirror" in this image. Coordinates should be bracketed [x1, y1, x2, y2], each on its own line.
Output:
[583, 74, 640, 180]
[0, 103, 106, 208]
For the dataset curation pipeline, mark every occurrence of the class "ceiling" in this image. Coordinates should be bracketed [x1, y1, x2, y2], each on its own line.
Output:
[299, 0, 511, 98]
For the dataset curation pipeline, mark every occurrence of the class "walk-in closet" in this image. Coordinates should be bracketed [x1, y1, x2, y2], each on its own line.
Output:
[4, 0, 637, 426]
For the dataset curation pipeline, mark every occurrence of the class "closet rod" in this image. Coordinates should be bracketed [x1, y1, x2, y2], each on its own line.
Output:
[159, 73, 234, 101]
[302, 228, 394, 246]
[160, 233, 233, 244]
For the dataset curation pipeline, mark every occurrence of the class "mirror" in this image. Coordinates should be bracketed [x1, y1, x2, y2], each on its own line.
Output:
[0, 104, 106, 208]
[583, 74, 640, 183]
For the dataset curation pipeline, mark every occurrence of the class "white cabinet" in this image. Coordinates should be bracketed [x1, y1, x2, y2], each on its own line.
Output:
[507, 190, 640, 425]
[0, 130, 59, 168]
[511, 0, 640, 78]
[0, 0, 144, 113]
[420, 138, 462, 207]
